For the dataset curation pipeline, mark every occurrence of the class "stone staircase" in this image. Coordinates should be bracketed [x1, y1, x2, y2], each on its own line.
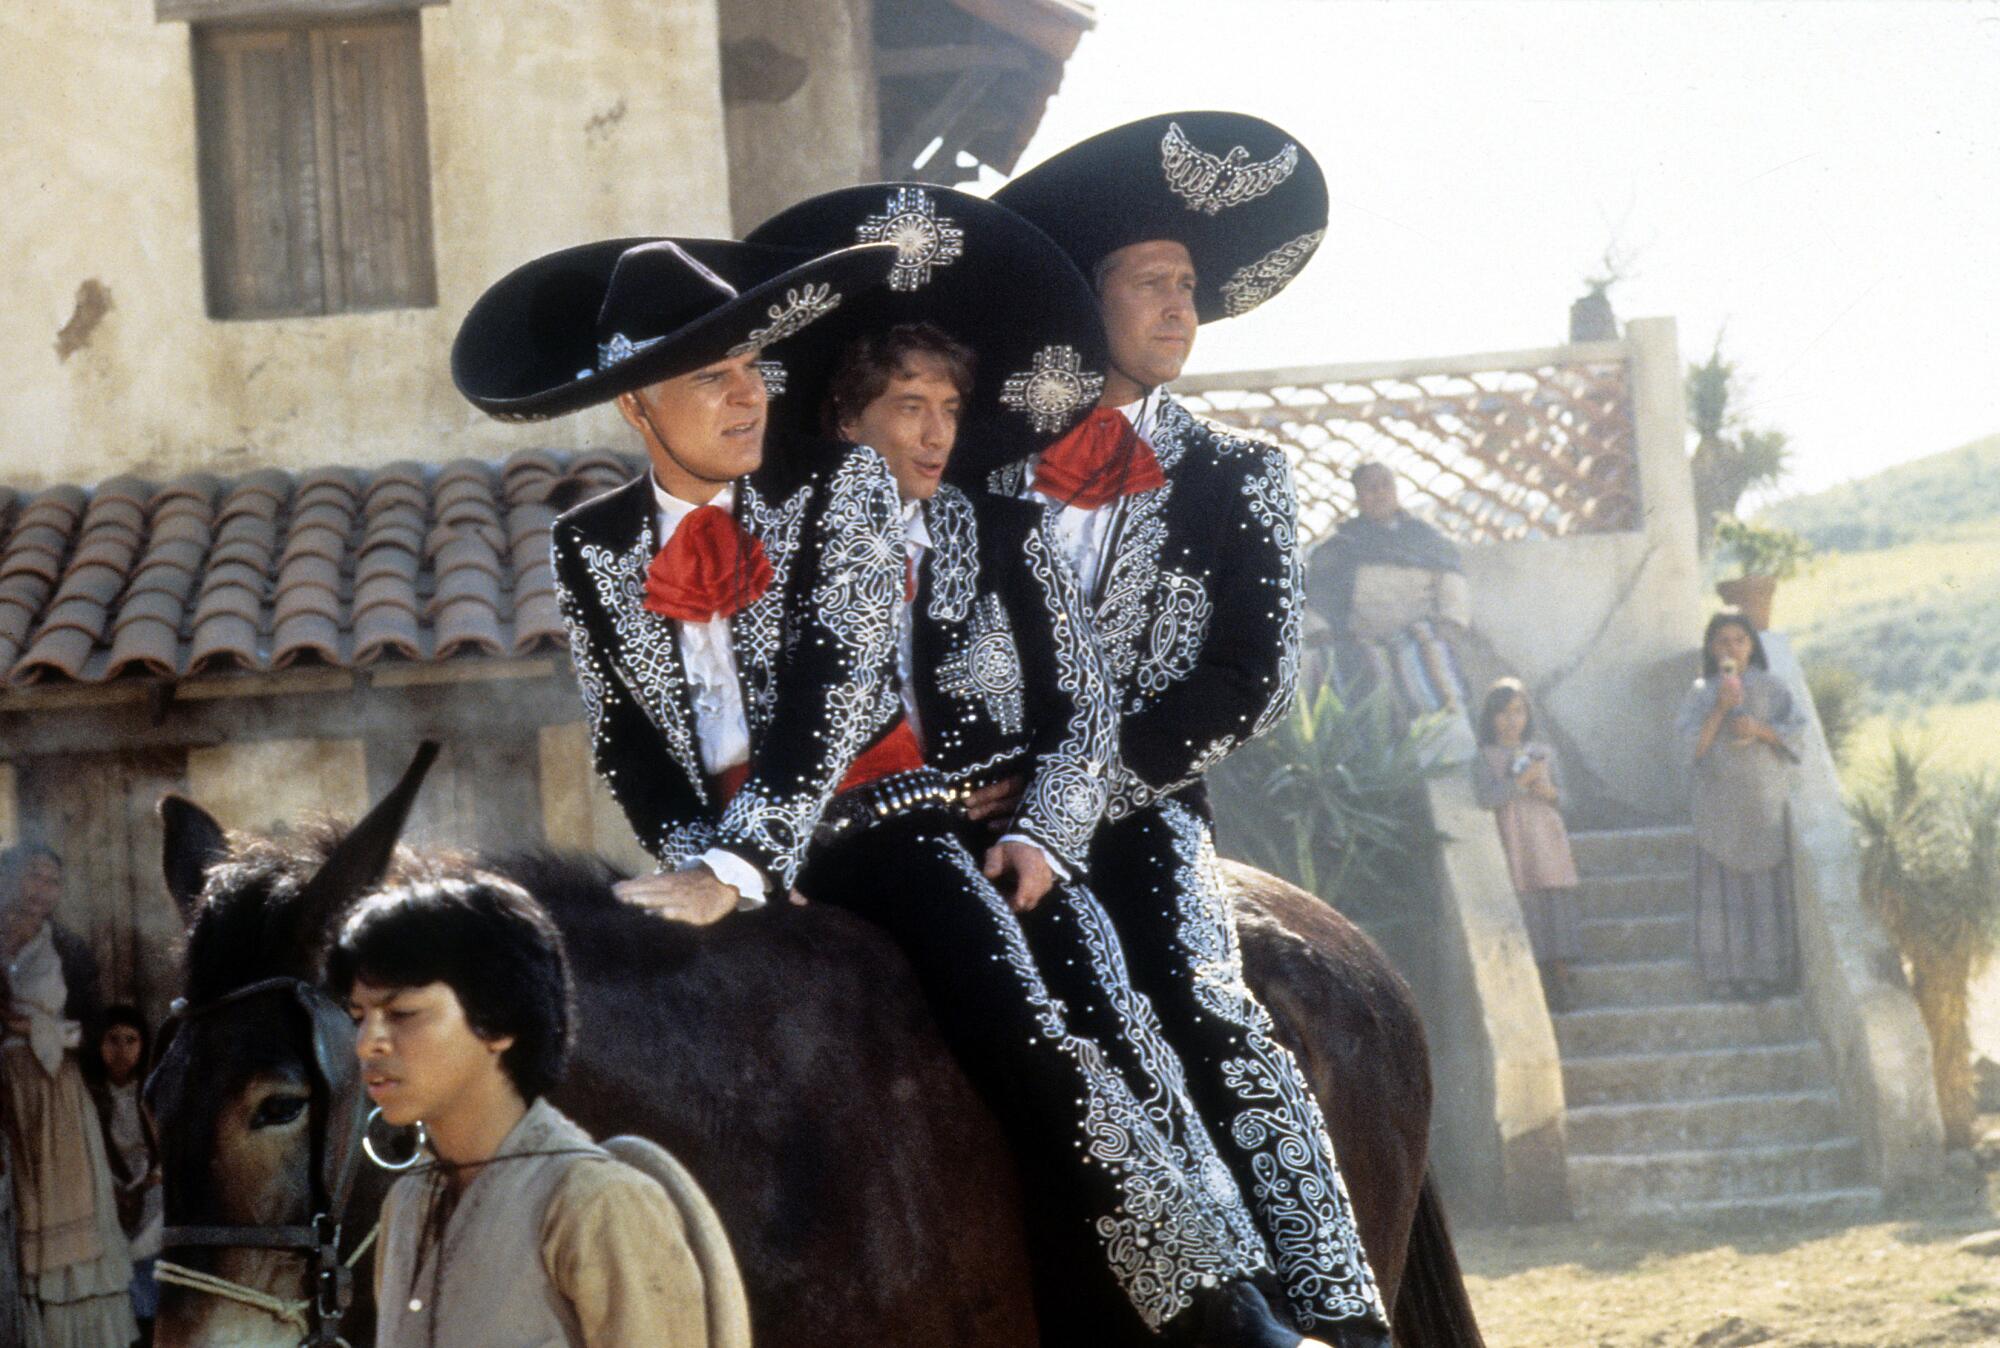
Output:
[1557, 827, 1882, 1222]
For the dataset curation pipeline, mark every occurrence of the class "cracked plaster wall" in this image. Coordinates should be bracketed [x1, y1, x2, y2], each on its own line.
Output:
[1, 0, 733, 489]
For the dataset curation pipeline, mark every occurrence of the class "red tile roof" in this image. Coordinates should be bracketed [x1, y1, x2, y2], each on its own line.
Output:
[0, 449, 642, 686]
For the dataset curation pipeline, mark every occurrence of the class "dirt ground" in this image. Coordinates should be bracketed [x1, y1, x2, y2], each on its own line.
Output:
[1454, 1131, 2000, 1347]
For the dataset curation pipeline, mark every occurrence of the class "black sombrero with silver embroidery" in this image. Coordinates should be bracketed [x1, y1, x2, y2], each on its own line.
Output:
[451, 237, 899, 422]
[992, 110, 1328, 323]
[745, 183, 1110, 472]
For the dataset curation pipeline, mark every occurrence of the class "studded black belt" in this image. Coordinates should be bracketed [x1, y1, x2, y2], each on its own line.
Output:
[812, 768, 967, 848]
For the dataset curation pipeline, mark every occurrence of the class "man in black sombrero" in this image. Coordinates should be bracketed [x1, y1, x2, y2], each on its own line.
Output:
[457, 234, 1297, 1348]
[751, 184, 1337, 1347]
[990, 112, 1392, 1346]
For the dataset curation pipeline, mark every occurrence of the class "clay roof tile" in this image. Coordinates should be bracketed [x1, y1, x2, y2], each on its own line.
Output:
[271, 612, 345, 669]
[510, 590, 566, 653]
[105, 618, 182, 679]
[12, 626, 99, 684]
[433, 599, 504, 659]
[352, 605, 421, 664]
[187, 613, 263, 674]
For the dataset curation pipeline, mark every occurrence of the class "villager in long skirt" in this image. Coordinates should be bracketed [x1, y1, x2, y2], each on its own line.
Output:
[1675, 613, 1807, 1000]
[1, 845, 139, 1348]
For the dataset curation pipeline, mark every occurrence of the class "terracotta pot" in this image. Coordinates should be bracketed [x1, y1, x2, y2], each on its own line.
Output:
[1715, 574, 1777, 630]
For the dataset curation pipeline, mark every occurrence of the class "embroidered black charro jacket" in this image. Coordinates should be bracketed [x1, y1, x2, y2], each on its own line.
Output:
[551, 442, 904, 889]
[907, 483, 1115, 875]
[990, 394, 1303, 821]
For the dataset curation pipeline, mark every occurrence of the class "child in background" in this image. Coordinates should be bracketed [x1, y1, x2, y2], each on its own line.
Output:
[1473, 680, 1582, 1010]
[89, 1005, 161, 1345]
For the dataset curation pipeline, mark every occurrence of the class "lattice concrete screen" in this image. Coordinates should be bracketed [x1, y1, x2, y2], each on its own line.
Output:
[1177, 338, 1642, 547]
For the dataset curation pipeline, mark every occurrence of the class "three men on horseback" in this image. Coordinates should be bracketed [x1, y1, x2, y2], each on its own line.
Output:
[455, 210, 1316, 1346]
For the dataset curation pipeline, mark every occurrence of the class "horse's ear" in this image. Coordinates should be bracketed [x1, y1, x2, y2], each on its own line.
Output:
[289, 742, 441, 943]
[159, 795, 230, 923]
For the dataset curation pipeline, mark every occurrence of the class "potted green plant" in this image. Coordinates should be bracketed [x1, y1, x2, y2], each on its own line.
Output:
[1711, 514, 1813, 629]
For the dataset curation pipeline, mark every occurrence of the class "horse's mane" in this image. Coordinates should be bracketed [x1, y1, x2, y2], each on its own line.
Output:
[182, 821, 443, 1004]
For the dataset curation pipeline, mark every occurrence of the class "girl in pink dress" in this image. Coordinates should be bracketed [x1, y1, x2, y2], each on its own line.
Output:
[1474, 680, 1582, 1009]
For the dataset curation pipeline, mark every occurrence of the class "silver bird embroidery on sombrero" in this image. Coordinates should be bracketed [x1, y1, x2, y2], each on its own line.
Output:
[1159, 121, 1299, 216]
[1220, 229, 1326, 317]
[856, 186, 966, 292]
[1000, 344, 1107, 435]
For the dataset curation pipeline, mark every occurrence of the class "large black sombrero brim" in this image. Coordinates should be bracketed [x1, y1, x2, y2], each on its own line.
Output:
[992, 110, 1328, 324]
[746, 183, 1111, 476]
[452, 238, 900, 422]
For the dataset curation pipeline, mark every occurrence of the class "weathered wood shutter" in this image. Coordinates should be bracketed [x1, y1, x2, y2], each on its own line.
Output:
[194, 12, 436, 319]
[17, 750, 191, 1030]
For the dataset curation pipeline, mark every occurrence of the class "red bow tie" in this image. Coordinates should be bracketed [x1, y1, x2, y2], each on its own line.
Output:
[1031, 408, 1166, 509]
[644, 505, 773, 623]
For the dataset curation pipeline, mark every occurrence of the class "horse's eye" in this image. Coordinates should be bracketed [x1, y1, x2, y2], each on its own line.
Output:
[250, 1095, 309, 1129]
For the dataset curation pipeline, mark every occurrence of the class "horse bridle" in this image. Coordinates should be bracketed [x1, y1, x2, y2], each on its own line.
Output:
[151, 976, 371, 1347]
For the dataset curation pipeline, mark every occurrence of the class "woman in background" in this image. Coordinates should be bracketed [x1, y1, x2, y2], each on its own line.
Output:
[1675, 612, 1807, 1000]
[0, 842, 138, 1348]
[1473, 679, 1581, 1010]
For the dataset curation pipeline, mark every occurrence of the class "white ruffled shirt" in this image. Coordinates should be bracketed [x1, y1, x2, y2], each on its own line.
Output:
[653, 478, 766, 907]
[1025, 388, 1163, 604]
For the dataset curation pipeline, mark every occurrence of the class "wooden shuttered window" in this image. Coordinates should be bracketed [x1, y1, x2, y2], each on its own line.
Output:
[194, 12, 436, 320]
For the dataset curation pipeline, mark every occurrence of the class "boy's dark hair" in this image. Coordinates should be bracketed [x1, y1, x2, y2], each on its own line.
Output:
[1476, 678, 1534, 747]
[1700, 610, 1769, 678]
[823, 321, 977, 439]
[326, 874, 574, 1102]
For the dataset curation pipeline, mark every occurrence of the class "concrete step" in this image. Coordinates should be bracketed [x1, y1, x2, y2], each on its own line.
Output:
[1567, 1137, 1867, 1216]
[1564, 959, 1705, 1009]
[1577, 913, 1693, 963]
[1610, 1186, 1885, 1227]
[1563, 1041, 1833, 1106]
[1566, 1090, 1845, 1154]
[1554, 997, 1808, 1057]
[1571, 827, 1694, 878]
[1574, 872, 1692, 922]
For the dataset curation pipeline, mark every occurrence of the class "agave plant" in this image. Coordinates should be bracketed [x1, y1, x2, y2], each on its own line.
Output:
[1851, 737, 2000, 1148]
[1208, 675, 1449, 911]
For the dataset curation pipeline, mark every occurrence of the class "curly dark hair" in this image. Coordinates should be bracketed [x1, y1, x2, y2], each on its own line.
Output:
[326, 873, 574, 1102]
[823, 321, 976, 439]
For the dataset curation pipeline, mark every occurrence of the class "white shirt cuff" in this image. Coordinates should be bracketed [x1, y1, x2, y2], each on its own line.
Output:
[690, 848, 768, 910]
[998, 833, 1071, 883]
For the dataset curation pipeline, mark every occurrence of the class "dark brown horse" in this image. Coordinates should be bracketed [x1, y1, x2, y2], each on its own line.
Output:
[148, 755, 1483, 1347]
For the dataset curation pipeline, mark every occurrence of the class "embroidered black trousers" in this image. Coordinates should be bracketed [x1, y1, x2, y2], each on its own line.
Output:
[798, 818, 1266, 1337]
[1084, 800, 1389, 1336]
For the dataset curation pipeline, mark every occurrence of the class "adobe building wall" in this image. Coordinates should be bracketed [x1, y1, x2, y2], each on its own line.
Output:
[717, 0, 877, 235]
[0, 0, 733, 488]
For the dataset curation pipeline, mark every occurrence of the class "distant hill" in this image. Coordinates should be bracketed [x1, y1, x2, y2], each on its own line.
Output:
[1762, 432, 2000, 719]
[1763, 432, 2000, 551]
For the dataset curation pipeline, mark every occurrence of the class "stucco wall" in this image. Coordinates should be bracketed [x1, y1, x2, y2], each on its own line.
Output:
[0, 0, 732, 488]
[1454, 318, 1703, 825]
[717, 0, 875, 234]
[186, 737, 369, 835]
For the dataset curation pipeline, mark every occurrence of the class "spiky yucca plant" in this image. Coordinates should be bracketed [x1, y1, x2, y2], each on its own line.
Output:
[1851, 737, 2000, 1148]
[1208, 675, 1448, 910]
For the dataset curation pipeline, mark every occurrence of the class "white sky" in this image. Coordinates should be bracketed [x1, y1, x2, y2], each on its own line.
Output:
[996, 0, 2000, 500]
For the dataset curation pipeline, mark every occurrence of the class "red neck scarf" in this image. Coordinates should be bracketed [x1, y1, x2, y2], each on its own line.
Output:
[644, 505, 773, 623]
[1031, 407, 1166, 510]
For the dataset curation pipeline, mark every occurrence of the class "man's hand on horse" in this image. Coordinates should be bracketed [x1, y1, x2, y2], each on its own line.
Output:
[965, 775, 1025, 824]
[983, 839, 1055, 913]
[613, 865, 740, 925]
